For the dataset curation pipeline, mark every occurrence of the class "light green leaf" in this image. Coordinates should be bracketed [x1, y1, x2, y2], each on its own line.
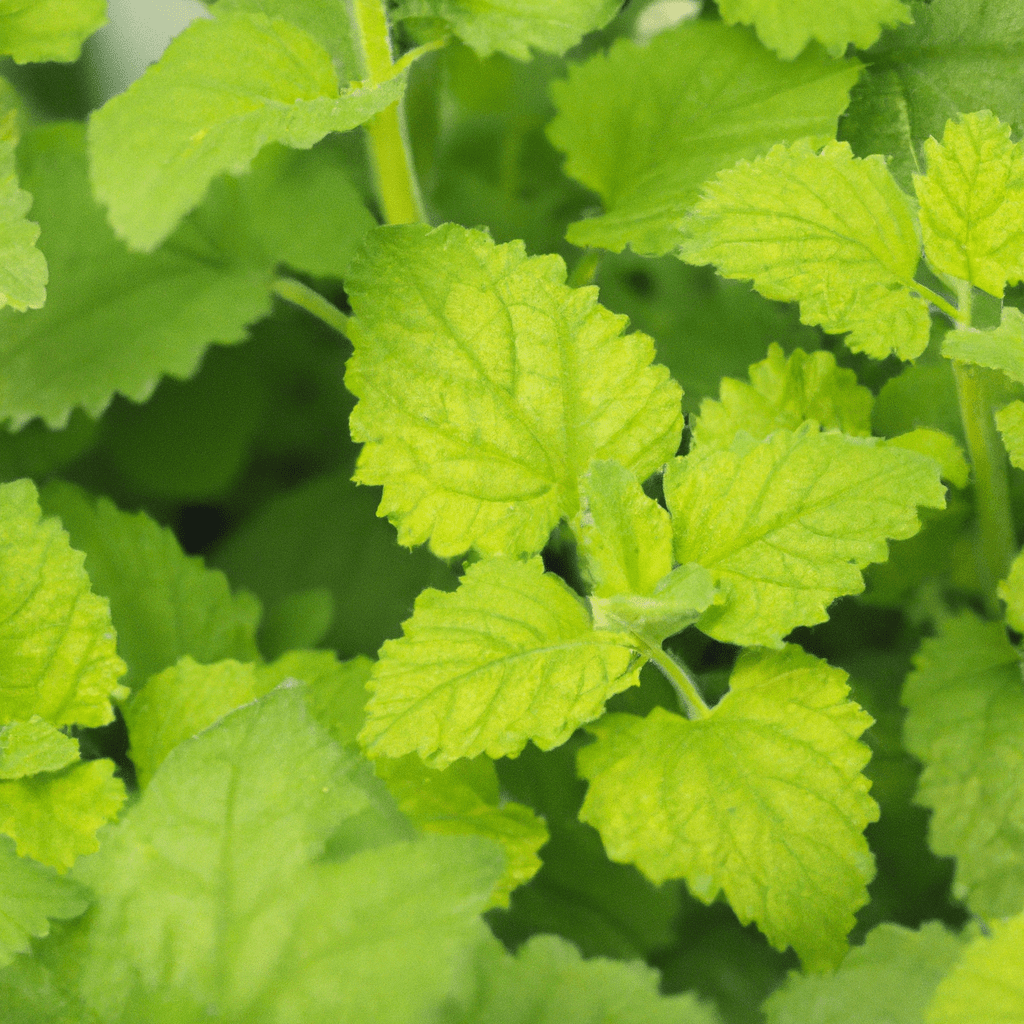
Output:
[0, 718, 78, 780]
[841, 0, 1024, 193]
[717, 0, 912, 60]
[71, 686, 504, 1023]
[996, 400, 1024, 470]
[903, 612, 1024, 917]
[915, 111, 1024, 296]
[547, 20, 860, 256]
[124, 658, 261, 790]
[40, 481, 260, 692]
[0, 91, 45, 313]
[0, 955, 93, 1024]
[665, 427, 946, 647]
[998, 550, 1024, 633]
[0, 122, 275, 429]
[0, 835, 88, 968]
[346, 223, 682, 559]
[0, 479, 127, 728]
[394, 0, 618, 59]
[577, 645, 878, 971]
[942, 306, 1024, 384]
[376, 754, 547, 907]
[681, 139, 930, 360]
[763, 922, 964, 1024]
[887, 429, 970, 488]
[691, 343, 874, 453]
[360, 555, 641, 767]
[0, 0, 105, 63]
[0, 759, 125, 871]
[444, 932, 722, 1024]
[88, 11, 406, 252]
[928, 913, 1024, 1024]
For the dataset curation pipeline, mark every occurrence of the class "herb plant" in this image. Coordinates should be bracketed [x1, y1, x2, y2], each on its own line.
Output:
[1, 0, 1024, 1020]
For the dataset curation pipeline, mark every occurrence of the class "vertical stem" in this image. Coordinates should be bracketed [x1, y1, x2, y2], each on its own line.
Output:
[950, 281, 1016, 609]
[348, 0, 426, 224]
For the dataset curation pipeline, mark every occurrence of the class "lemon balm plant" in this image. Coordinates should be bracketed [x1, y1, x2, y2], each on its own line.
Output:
[2, 0, 1024, 1020]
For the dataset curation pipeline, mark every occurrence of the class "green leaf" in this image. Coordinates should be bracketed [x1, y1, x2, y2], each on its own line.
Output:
[360, 555, 641, 766]
[664, 427, 946, 647]
[0, 759, 125, 871]
[942, 306, 1024, 384]
[124, 658, 261, 790]
[0, 955, 94, 1024]
[680, 139, 930, 361]
[691, 343, 874, 453]
[0, 122, 276, 429]
[887, 429, 970, 488]
[763, 922, 964, 1024]
[40, 481, 260, 692]
[841, 0, 1024, 192]
[0, 89, 45, 313]
[0, 0, 105, 63]
[903, 612, 1024, 917]
[346, 223, 682, 558]
[70, 686, 504, 1023]
[376, 754, 547, 907]
[927, 913, 1024, 1024]
[547, 20, 860, 256]
[996, 400, 1024, 470]
[716, 0, 912, 60]
[577, 645, 878, 971]
[0, 718, 78, 780]
[0, 479, 127, 728]
[394, 0, 619, 59]
[915, 111, 1024, 296]
[444, 932, 723, 1024]
[88, 11, 406, 252]
[0, 835, 88, 968]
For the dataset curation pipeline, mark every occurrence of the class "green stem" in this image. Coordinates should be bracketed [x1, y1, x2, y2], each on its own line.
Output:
[273, 277, 350, 337]
[912, 281, 965, 325]
[630, 632, 709, 720]
[567, 249, 602, 288]
[348, 0, 425, 224]
[949, 280, 1016, 609]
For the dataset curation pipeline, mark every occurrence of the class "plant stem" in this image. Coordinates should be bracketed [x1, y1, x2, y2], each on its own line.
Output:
[629, 631, 710, 720]
[273, 277, 350, 336]
[348, 0, 426, 224]
[949, 281, 1016, 608]
[568, 249, 602, 288]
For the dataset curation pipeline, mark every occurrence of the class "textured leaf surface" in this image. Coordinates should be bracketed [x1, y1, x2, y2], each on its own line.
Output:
[903, 612, 1024, 917]
[376, 754, 547, 907]
[445, 932, 722, 1024]
[40, 482, 260, 692]
[915, 111, 1024, 296]
[88, 11, 405, 251]
[0, 759, 125, 871]
[942, 307, 1024, 384]
[0, 479, 126, 728]
[0, 835, 88, 968]
[577, 646, 878, 971]
[346, 223, 682, 558]
[691, 343, 873, 452]
[928, 914, 1024, 1024]
[0, 123, 275, 429]
[764, 922, 964, 1024]
[548, 21, 860, 256]
[841, 0, 1024, 192]
[0, 0, 105, 63]
[888, 429, 970, 488]
[996, 400, 1024, 470]
[681, 140, 930, 360]
[0, 97, 45, 312]
[71, 687, 504, 1023]
[0, 718, 78, 780]
[664, 428, 946, 647]
[395, 0, 618, 59]
[717, 0, 912, 59]
[360, 556, 641, 766]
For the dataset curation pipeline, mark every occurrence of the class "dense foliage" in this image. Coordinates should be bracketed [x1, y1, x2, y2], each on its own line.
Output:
[1, 0, 1023, 1020]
